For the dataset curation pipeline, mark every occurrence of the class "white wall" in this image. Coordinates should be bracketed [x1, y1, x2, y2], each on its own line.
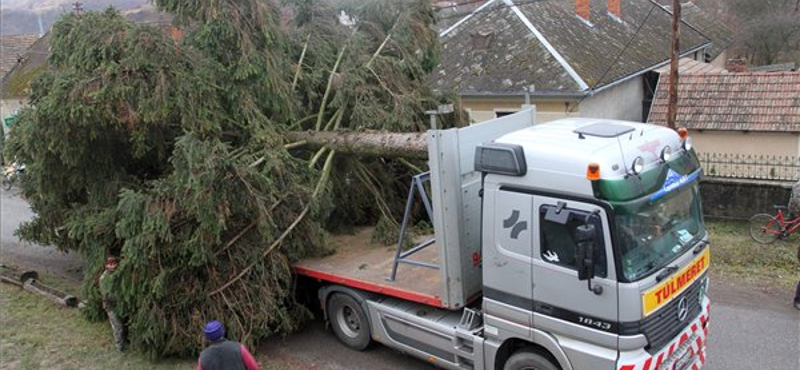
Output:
[693, 131, 800, 157]
[461, 99, 580, 124]
[458, 77, 645, 125]
[578, 77, 644, 122]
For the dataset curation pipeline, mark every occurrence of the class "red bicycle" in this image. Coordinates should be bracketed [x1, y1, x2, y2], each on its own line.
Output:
[748, 206, 800, 244]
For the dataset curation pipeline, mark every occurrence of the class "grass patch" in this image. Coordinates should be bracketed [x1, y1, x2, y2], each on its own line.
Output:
[705, 219, 798, 289]
[0, 284, 288, 370]
[0, 284, 191, 370]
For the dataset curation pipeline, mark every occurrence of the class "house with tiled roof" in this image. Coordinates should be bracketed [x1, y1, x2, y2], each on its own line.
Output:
[1, 17, 180, 139]
[431, 0, 712, 124]
[0, 34, 39, 81]
[1, 33, 42, 138]
[648, 72, 800, 159]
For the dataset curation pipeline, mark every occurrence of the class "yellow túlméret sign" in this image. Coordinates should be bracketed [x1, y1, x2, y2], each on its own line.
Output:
[642, 248, 709, 316]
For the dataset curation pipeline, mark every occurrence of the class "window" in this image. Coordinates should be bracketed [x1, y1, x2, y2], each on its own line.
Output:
[539, 205, 607, 278]
[495, 111, 516, 118]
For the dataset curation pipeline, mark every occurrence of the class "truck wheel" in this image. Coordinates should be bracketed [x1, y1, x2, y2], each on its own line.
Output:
[327, 293, 371, 350]
[503, 348, 560, 370]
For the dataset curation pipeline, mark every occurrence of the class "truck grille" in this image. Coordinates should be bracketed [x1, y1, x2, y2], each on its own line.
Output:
[620, 273, 705, 353]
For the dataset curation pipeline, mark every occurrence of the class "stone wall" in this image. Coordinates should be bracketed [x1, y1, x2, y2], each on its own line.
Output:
[700, 177, 794, 220]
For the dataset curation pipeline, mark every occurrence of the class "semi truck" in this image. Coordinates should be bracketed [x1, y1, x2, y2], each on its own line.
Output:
[293, 108, 710, 370]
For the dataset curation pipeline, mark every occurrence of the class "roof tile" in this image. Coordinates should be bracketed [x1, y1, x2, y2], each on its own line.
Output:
[432, 0, 711, 95]
[0, 34, 40, 79]
[648, 72, 800, 132]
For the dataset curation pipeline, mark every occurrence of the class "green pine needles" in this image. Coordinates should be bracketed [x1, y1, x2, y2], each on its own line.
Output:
[5, 0, 460, 358]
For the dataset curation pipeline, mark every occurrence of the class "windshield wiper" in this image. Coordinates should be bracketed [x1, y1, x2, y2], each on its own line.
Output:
[692, 240, 708, 255]
[656, 265, 679, 282]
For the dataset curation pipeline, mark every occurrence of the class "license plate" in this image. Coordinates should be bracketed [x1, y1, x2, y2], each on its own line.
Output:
[673, 348, 695, 370]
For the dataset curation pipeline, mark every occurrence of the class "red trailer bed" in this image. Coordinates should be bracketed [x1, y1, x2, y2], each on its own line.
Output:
[293, 228, 445, 308]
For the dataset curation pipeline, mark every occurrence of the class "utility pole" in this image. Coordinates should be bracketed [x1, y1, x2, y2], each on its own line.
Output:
[666, 0, 681, 129]
[72, 2, 84, 14]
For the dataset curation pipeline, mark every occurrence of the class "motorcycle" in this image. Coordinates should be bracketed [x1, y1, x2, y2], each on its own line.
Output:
[2, 161, 25, 191]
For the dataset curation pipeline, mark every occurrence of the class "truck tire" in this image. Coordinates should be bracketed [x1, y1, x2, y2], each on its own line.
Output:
[327, 293, 371, 350]
[503, 348, 560, 370]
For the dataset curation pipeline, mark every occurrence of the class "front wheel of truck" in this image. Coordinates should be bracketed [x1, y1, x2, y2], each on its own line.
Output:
[328, 293, 371, 350]
[503, 348, 560, 370]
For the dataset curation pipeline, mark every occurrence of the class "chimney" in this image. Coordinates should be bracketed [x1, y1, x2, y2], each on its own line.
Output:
[725, 59, 748, 73]
[576, 0, 590, 22]
[608, 0, 621, 19]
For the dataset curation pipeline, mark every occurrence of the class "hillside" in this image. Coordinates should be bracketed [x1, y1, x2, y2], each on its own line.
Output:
[0, 0, 158, 35]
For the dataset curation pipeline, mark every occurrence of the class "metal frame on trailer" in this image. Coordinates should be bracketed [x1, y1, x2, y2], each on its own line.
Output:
[387, 172, 438, 282]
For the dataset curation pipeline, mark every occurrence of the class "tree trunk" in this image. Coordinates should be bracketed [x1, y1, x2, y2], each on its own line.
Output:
[286, 131, 428, 159]
[23, 279, 79, 307]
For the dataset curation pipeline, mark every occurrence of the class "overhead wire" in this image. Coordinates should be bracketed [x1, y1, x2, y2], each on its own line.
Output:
[569, 1, 660, 112]
[436, 0, 664, 109]
[436, 0, 549, 21]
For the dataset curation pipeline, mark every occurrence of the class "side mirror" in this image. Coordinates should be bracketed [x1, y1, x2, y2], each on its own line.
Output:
[575, 222, 603, 295]
[575, 223, 596, 281]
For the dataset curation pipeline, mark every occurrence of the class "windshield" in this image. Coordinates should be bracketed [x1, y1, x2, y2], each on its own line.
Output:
[616, 183, 705, 281]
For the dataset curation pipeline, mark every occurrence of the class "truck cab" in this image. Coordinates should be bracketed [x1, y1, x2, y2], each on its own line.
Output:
[477, 119, 709, 370]
[295, 109, 709, 370]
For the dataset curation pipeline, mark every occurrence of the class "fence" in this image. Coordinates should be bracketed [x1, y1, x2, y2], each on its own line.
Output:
[698, 152, 800, 182]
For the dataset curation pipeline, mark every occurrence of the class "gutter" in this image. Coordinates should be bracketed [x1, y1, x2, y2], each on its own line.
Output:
[457, 91, 586, 101]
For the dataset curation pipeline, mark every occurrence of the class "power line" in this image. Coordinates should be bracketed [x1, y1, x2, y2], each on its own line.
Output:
[433, 0, 490, 12]
[437, 0, 549, 21]
[569, 1, 659, 112]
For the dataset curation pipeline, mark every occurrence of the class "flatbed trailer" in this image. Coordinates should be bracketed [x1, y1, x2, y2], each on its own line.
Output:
[294, 228, 446, 308]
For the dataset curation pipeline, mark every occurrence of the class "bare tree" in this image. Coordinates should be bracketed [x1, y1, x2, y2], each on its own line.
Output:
[728, 0, 800, 65]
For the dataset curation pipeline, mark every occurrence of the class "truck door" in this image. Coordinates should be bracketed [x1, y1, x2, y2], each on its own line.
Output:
[482, 188, 535, 334]
[532, 196, 619, 369]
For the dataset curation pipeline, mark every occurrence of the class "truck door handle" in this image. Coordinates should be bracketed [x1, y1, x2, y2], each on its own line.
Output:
[537, 304, 553, 315]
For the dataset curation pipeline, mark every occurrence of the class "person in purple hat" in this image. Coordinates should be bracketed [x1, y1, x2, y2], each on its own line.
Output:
[197, 320, 260, 370]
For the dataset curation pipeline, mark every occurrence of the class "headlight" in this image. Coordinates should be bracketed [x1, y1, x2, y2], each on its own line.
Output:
[631, 156, 644, 175]
[682, 136, 693, 151]
[660, 146, 672, 162]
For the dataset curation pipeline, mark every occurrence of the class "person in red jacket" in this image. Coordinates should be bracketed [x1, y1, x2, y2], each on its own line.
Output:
[197, 321, 260, 370]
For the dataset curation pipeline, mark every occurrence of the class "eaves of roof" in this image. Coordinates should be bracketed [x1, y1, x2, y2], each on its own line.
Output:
[590, 41, 711, 96]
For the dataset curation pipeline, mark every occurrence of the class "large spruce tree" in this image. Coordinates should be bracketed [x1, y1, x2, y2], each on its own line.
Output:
[5, 0, 457, 357]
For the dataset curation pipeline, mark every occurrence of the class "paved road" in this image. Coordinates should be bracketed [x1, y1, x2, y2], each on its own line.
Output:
[704, 282, 799, 370]
[260, 283, 799, 370]
[0, 189, 84, 283]
[1, 192, 797, 369]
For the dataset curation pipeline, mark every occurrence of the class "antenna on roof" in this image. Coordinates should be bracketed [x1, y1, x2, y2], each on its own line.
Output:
[72, 2, 84, 14]
[37, 13, 45, 36]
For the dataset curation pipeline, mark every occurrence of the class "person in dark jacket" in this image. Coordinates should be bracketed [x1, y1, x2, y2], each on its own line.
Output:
[99, 256, 127, 352]
[197, 321, 260, 370]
